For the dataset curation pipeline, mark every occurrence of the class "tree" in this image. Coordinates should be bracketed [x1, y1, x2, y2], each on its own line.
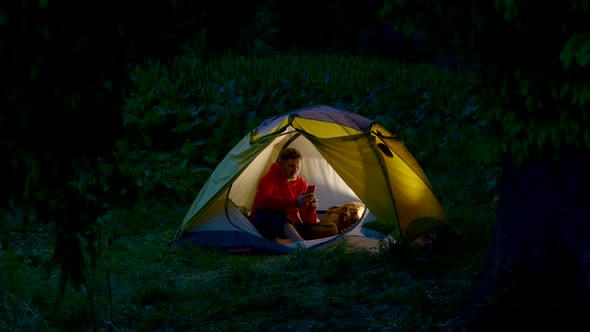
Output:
[0, 0, 208, 292]
[378, 0, 590, 330]
[0, 0, 284, 296]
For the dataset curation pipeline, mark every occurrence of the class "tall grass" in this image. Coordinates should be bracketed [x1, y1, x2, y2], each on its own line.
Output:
[133, 52, 477, 107]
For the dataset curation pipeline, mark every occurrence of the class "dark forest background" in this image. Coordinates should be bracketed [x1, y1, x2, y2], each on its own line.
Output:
[1, 0, 589, 331]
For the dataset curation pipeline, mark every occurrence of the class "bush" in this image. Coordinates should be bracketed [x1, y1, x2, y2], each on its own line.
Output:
[119, 52, 485, 208]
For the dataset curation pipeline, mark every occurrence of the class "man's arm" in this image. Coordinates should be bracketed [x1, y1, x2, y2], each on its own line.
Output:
[299, 194, 318, 224]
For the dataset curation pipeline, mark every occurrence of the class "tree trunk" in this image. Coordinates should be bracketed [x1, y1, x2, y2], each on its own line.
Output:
[468, 147, 590, 331]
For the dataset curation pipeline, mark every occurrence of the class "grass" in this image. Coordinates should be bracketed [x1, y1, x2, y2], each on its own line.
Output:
[1, 51, 498, 331]
[1, 195, 494, 331]
[140, 51, 476, 96]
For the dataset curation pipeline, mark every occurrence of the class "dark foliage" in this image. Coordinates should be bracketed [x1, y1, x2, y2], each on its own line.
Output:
[379, 0, 590, 329]
[0, 0, 207, 291]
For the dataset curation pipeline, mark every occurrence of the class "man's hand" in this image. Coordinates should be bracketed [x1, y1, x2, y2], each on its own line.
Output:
[297, 192, 316, 206]
[310, 197, 318, 209]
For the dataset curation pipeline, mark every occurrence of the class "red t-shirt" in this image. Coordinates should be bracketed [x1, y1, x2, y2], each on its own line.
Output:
[250, 162, 317, 225]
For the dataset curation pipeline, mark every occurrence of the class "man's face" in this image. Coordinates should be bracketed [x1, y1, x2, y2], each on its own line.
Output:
[279, 158, 301, 181]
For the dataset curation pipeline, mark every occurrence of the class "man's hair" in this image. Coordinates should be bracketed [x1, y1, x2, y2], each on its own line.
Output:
[278, 148, 302, 162]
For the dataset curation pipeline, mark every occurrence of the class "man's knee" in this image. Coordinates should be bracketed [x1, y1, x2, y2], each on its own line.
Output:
[251, 209, 289, 239]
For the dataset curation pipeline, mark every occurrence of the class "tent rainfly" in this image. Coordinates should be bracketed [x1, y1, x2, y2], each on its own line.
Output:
[172, 105, 448, 253]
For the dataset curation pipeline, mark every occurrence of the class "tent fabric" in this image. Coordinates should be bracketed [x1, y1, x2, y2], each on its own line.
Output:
[253, 105, 373, 139]
[172, 104, 448, 252]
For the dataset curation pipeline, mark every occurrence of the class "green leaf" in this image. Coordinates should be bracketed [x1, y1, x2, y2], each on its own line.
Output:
[203, 156, 219, 165]
[363, 220, 396, 236]
[572, 82, 590, 106]
[181, 142, 197, 157]
[560, 33, 590, 69]
[560, 83, 570, 98]
[384, 0, 394, 13]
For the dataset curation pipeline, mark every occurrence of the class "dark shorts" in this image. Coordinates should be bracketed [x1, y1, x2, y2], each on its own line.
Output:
[251, 209, 292, 240]
[251, 209, 339, 241]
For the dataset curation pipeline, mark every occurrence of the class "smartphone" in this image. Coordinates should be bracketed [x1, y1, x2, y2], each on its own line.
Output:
[306, 185, 316, 194]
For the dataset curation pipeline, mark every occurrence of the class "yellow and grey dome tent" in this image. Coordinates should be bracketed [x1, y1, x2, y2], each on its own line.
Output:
[172, 105, 447, 253]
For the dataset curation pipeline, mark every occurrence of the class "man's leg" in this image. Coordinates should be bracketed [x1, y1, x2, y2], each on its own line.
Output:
[251, 209, 286, 240]
[283, 222, 305, 243]
[252, 209, 302, 244]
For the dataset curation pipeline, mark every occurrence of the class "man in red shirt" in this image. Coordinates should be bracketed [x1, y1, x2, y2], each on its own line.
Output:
[250, 148, 319, 244]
